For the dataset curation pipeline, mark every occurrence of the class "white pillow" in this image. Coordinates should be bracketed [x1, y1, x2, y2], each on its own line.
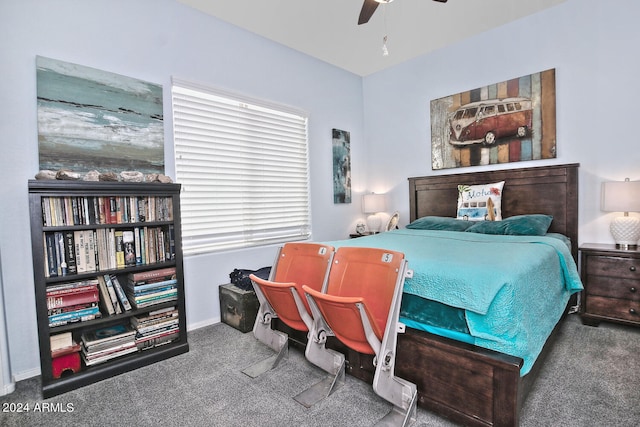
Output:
[456, 181, 504, 221]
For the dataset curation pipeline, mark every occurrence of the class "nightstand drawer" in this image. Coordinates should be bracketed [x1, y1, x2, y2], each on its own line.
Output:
[585, 295, 640, 323]
[584, 276, 640, 301]
[586, 256, 640, 280]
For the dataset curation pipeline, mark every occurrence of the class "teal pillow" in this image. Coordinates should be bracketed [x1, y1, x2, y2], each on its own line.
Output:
[465, 214, 553, 236]
[406, 216, 474, 231]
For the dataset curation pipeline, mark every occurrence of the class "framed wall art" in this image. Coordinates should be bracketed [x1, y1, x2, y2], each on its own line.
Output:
[431, 69, 556, 170]
[332, 128, 351, 203]
[37, 56, 165, 174]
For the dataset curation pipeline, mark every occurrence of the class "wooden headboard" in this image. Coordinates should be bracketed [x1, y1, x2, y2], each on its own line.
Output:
[408, 163, 579, 261]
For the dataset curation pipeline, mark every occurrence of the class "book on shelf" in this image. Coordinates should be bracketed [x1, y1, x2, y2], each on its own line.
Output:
[51, 343, 82, 359]
[122, 230, 136, 267]
[132, 283, 177, 296]
[49, 313, 100, 328]
[44, 233, 58, 278]
[47, 291, 99, 311]
[82, 345, 137, 366]
[133, 227, 142, 265]
[136, 330, 179, 351]
[48, 305, 101, 326]
[46, 279, 98, 295]
[72, 230, 97, 274]
[102, 275, 122, 314]
[127, 292, 178, 309]
[114, 230, 125, 268]
[136, 319, 179, 336]
[128, 278, 177, 293]
[63, 231, 77, 275]
[131, 307, 178, 328]
[110, 275, 132, 311]
[50, 332, 81, 358]
[81, 323, 136, 347]
[128, 267, 177, 283]
[54, 231, 66, 276]
[96, 276, 115, 315]
[108, 197, 117, 224]
[48, 302, 99, 316]
[50, 332, 73, 351]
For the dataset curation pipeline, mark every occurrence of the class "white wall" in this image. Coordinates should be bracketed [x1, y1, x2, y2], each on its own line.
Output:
[363, 0, 640, 246]
[0, 0, 365, 379]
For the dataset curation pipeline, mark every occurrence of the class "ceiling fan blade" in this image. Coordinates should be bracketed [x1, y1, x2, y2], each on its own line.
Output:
[433, 0, 448, 2]
[358, 0, 379, 25]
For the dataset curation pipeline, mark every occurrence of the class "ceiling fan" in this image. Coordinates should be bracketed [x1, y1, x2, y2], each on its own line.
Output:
[358, 0, 448, 25]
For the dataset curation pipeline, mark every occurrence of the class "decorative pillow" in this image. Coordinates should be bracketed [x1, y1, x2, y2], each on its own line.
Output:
[406, 216, 474, 231]
[465, 214, 553, 236]
[456, 181, 504, 221]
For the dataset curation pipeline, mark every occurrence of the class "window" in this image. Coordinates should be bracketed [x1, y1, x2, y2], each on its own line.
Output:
[171, 79, 311, 255]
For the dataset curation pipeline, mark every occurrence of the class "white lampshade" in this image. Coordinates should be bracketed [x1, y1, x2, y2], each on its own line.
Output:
[601, 179, 640, 249]
[362, 193, 386, 214]
[362, 193, 386, 233]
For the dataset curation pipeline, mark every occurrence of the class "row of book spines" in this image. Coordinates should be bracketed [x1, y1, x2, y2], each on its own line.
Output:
[45, 280, 176, 309]
[44, 225, 174, 278]
[46, 267, 176, 296]
[41, 195, 173, 227]
[47, 283, 178, 326]
[51, 328, 178, 361]
[81, 331, 179, 365]
[80, 320, 179, 365]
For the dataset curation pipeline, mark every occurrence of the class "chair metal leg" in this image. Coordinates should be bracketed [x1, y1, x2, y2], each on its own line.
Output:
[294, 328, 346, 407]
[374, 386, 417, 427]
[241, 310, 288, 378]
[293, 358, 345, 408]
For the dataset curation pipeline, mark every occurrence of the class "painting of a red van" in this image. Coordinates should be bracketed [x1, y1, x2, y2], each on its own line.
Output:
[448, 97, 532, 146]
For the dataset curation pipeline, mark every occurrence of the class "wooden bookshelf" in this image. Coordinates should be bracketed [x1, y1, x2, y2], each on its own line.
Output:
[28, 180, 189, 398]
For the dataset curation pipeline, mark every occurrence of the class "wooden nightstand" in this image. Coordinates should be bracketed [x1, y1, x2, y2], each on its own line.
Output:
[579, 243, 640, 327]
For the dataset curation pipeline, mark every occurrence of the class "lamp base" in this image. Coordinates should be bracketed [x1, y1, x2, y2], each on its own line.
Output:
[610, 215, 640, 250]
[615, 243, 638, 250]
[366, 214, 382, 234]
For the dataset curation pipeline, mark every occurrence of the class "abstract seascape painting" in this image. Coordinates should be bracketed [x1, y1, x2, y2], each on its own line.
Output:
[37, 56, 165, 174]
[431, 69, 556, 170]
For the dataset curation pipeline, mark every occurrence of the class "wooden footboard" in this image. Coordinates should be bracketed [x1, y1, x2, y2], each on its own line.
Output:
[395, 329, 522, 427]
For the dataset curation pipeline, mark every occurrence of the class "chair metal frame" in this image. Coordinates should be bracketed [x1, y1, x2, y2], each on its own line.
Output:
[242, 242, 344, 407]
[303, 247, 417, 427]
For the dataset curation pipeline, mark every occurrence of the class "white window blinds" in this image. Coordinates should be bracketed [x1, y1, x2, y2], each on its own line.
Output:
[171, 79, 311, 255]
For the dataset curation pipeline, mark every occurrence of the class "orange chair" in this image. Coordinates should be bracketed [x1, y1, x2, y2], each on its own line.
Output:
[303, 247, 417, 426]
[242, 242, 337, 383]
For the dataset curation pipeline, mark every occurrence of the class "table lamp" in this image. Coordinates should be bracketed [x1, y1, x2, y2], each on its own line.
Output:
[601, 178, 640, 249]
[362, 193, 386, 234]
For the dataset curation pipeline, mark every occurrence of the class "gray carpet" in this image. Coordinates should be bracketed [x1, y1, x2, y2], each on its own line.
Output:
[1, 314, 637, 426]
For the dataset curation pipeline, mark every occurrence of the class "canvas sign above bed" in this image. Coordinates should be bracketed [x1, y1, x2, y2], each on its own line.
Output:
[430, 69, 557, 170]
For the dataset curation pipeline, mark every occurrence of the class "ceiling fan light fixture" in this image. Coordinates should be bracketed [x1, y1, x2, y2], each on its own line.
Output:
[375, 0, 394, 3]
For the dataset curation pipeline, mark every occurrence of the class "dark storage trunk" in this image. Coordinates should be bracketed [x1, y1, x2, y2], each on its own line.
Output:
[219, 283, 259, 333]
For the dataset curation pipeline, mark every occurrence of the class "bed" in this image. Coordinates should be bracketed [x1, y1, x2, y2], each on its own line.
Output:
[276, 163, 581, 426]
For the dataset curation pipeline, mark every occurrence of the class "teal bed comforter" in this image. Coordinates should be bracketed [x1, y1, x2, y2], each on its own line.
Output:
[328, 229, 583, 375]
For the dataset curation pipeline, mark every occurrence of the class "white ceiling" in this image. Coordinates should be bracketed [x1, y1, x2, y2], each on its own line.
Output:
[178, 0, 566, 76]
